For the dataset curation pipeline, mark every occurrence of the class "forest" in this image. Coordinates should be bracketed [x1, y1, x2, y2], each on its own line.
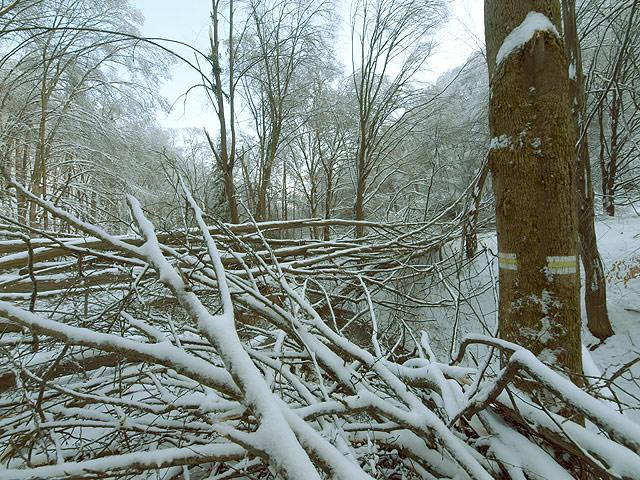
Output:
[0, 0, 639, 478]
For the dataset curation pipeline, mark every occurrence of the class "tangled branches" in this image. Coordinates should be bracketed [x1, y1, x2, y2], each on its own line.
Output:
[0, 179, 639, 479]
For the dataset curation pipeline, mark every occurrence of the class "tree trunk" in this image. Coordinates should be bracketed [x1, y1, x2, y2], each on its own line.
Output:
[323, 168, 333, 241]
[17, 134, 28, 224]
[354, 146, 366, 238]
[256, 128, 281, 222]
[1, 141, 13, 215]
[30, 64, 51, 228]
[223, 168, 239, 223]
[562, 0, 613, 341]
[485, 0, 582, 379]
[41, 150, 48, 230]
[30, 115, 47, 228]
[598, 102, 610, 214]
[209, 0, 239, 224]
[282, 159, 287, 222]
[605, 90, 620, 217]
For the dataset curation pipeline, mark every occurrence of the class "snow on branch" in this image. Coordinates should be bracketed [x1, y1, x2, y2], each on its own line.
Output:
[0, 444, 246, 480]
[0, 300, 239, 397]
[0, 184, 638, 479]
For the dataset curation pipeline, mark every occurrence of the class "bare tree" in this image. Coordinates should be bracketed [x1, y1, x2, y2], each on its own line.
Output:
[204, 0, 243, 223]
[240, 0, 332, 221]
[589, 0, 640, 216]
[562, 0, 614, 341]
[349, 0, 446, 236]
[1, 174, 639, 479]
[288, 73, 349, 238]
[0, 0, 169, 230]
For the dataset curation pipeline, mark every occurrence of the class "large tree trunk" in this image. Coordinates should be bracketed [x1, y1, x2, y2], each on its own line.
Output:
[562, 0, 613, 341]
[485, 0, 582, 379]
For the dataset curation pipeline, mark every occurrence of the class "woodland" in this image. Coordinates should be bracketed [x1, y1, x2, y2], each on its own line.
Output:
[0, 0, 639, 479]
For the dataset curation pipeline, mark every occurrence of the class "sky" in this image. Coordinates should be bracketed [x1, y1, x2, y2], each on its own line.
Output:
[132, 0, 485, 131]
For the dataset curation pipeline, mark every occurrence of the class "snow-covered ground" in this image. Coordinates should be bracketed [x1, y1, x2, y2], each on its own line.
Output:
[421, 214, 640, 422]
[588, 214, 640, 421]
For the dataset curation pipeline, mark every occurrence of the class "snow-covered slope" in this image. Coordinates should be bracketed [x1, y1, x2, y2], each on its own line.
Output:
[423, 214, 640, 422]
[588, 215, 640, 421]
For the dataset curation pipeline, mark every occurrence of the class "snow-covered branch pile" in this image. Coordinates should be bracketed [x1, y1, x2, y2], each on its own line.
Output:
[0, 181, 638, 479]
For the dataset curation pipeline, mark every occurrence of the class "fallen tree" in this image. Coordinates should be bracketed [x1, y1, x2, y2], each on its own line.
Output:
[0, 178, 638, 479]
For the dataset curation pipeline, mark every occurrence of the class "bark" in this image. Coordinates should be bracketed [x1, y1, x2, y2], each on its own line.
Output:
[562, 0, 613, 341]
[255, 125, 282, 222]
[354, 145, 367, 238]
[17, 135, 28, 224]
[604, 90, 620, 217]
[484, 0, 582, 379]
[209, 0, 240, 224]
[323, 179, 332, 241]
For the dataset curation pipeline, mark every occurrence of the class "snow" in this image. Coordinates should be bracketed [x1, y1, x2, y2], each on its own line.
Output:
[582, 344, 618, 410]
[499, 390, 640, 479]
[509, 348, 640, 453]
[587, 214, 640, 422]
[127, 192, 325, 480]
[478, 411, 573, 480]
[441, 212, 640, 420]
[530, 137, 542, 149]
[0, 300, 240, 397]
[489, 134, 511, 151]
[496, 12, 560, 66]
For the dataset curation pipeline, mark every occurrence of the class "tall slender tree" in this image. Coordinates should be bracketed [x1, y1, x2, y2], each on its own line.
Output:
[484, 0, 582, 378]
[350, 0, 445, 237]
[240, 0, 331, 221]
[205, 0, 241, 224]
[562, 0, 613, 341]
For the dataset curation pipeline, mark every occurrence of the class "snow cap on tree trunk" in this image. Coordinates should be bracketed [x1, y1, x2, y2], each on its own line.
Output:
[496, 11, 560, 66]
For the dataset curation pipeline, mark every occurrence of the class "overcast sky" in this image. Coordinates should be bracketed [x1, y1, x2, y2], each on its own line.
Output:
[132, 0, 485, 131]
